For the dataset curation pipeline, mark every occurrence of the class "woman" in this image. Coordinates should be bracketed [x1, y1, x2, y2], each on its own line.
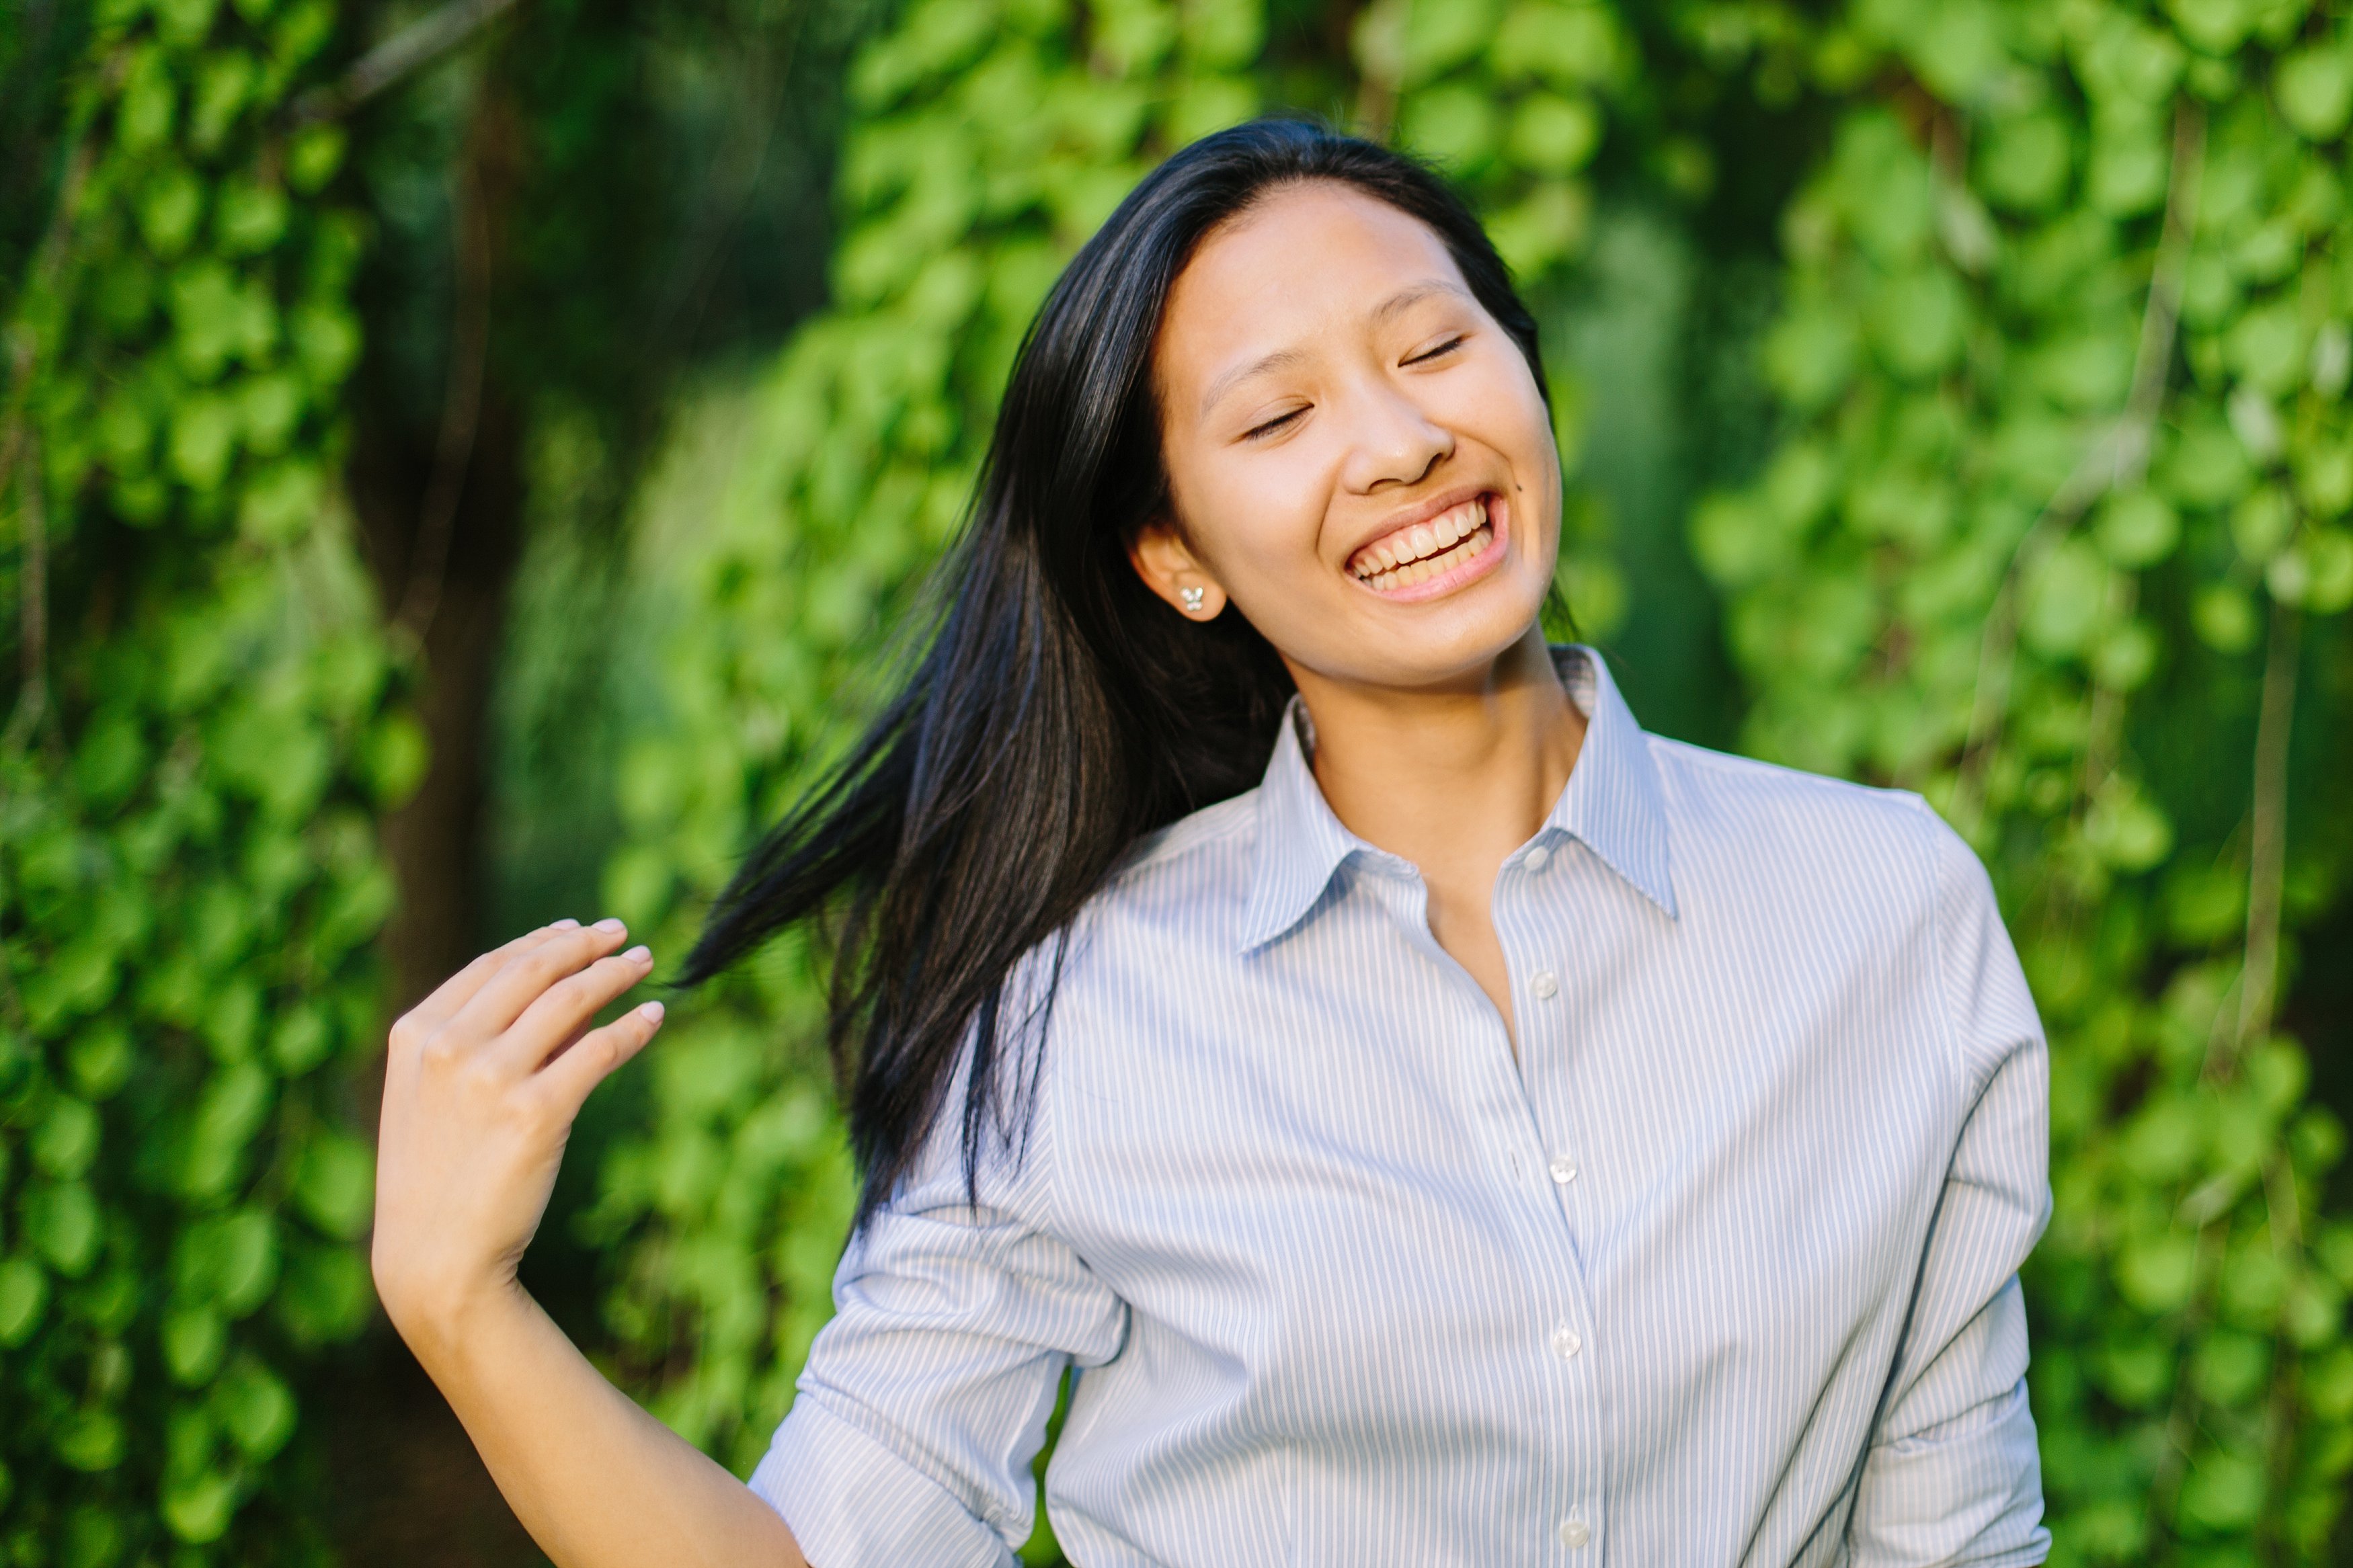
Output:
[372, 120, 2050, 1567]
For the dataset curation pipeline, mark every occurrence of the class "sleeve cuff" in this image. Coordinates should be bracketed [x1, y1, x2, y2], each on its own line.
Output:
[750, 1396, 1018, 1568]
[1849, 1378, 2050, 1566]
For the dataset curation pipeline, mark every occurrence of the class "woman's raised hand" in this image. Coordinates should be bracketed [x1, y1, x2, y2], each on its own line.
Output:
[372, 919, 666, 1358]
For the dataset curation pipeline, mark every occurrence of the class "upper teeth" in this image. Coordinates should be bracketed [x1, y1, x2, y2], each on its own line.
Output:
[1355, 497, 1488, 577]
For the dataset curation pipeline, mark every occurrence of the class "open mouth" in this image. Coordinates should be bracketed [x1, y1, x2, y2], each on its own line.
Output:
[1348, 493, 1498, 595]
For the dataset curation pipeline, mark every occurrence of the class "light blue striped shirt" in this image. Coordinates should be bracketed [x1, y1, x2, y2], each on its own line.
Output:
[750, 647, 2051, 1567]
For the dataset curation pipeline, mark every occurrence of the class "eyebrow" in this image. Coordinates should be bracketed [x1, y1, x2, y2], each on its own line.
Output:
[1194, 279, 1473, 421]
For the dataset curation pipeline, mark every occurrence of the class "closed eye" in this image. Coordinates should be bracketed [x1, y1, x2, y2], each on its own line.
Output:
[1406, 335, 1466, 366]
[1244, 407, 1308, 441]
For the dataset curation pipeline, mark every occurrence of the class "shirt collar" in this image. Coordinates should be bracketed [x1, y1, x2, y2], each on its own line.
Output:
[1237, 645, 1676, 954]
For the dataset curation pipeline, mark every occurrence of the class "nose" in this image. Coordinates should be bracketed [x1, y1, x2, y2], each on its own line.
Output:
[1336, 378, 1453, 495]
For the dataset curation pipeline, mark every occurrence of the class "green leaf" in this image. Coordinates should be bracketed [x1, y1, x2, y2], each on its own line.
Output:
[1763, 304, 1859, 409]
[2179, 1450, 2267, 1531]
[32, 1096, 102, 1180]
[214, 1356, 296, 1459]
[2021, 538, 2111, 656]
[2192, 1328, 2271, 1406]
[1507, 94, 1601, 176]
[53, 1408, 125, 1473]
[2167, 0, 2256, 55]
[1868, 268, 1967, 379]
[237, 458, 323, 543]
[2193, 583, 2261, 651]
[292, 1132, 374, 1239]
[178, 1209, 280, 1319]
[1977, 110, 2071, 212]
[2096, 489, 2182, 567]
[177, 1062, 272, 1199]
[2227, 303, 2309, 394]
[1491, 2, 1622, 88]
[290, 303, 362, 388]
[2117, 1231, 2200, 1313]
[189, 50, 256, 151]
[287, 122, 346, 192]
[2228, 486, 2293, 565]
[161, 1465, 241, 1544]
[168, 394, 239, 491]
[268, 1004, 333, 1075]
[2276, 42, 2353, 140]
[2095, 1335, 2175, 1409]
[274, 1239, 371, 1345]
[116, 48, 177, 153]
[215, 181, 288, 255]
[163, 1305, 228, 1385]
[1400, 83, 1501, 170]
[141, 167, 207, 257]
[0, 1255, 49, 1346]
[1400, 0, 1499, 82]
[2087, 122, 2169, 217]
[156, 0, 225, 46]
[26, 1182, 104, 1276]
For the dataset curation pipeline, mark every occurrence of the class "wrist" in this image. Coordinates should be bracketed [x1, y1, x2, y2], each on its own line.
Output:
[378, 1256, 536, 1376]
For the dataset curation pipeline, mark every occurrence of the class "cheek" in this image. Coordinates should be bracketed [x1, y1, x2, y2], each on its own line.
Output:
[1166, 444, 1339, 589]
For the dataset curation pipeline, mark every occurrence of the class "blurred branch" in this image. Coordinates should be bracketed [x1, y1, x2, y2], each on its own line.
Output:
[6, 428, 48, 745]
[647, 0, 810, 358]
[2235, 600, 2299, 1057]
[0, 93, 104, 755]
[292, 0, 526, 124]
[393, 89, 503, 643]
[1351, 0, 1406, 142]
[1951, 98, 2206, 835]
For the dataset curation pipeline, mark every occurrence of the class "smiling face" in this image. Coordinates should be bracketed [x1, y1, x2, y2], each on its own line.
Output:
[1135, 180, 1562, 694]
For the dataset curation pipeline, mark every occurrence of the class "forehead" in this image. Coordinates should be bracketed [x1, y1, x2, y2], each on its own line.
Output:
[1156, 183, 1467, 390]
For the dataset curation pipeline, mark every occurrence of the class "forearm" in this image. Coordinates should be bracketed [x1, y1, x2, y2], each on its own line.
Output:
[409, 1282, 807, 1568]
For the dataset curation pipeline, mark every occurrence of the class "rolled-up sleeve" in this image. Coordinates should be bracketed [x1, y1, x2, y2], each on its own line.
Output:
[749, 1079, 1127, 1568]
[1847, 816, 2052, 1566]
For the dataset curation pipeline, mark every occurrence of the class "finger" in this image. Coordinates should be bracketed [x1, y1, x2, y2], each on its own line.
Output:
[490, 945, 656, 1075]
[536, 999, 665, 1117]
[395, 920, 580, 1049]
[444, 921, 632, 1047]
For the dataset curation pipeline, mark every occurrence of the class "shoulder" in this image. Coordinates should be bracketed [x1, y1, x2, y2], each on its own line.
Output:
[1087, 787, 1261, 918]
[1646, 737, 2035, 1077]
[1647, 735, 1955, 899]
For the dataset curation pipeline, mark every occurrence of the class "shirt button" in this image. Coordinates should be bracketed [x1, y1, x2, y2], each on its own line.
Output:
[1530, 971, 1559, 1000]
[1558, 1516, 1591, 1549]
[1549, 1155, 1579, 1184]
[1551, 1325, 1582, 1360]
[1523, 844, 1552, 873]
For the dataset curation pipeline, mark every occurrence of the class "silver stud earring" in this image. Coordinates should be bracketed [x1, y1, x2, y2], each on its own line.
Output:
[1179, 586, 1206, 613]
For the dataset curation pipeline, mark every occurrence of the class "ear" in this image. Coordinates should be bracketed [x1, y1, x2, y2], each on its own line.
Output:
[1128, 516, 1229, 620]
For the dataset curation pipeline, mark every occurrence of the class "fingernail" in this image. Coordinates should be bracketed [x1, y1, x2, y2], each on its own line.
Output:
[553, 918, 581, 930]
[623, 945, 652, 964]
[639, 1000, 666, 1023]
[594, 917, 626, 934]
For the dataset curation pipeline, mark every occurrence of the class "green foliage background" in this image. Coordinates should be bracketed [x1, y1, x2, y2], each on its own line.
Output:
[1688, 0, 2353, 1553]
[0, 0, 413, 1560]
[7, 0, 2353, 1560]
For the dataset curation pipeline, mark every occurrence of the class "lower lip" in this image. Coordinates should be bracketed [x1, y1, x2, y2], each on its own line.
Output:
[1351, 493, 1512, 606]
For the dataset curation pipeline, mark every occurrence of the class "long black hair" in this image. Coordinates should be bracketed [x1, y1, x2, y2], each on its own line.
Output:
[676, 118, 1550, 1227]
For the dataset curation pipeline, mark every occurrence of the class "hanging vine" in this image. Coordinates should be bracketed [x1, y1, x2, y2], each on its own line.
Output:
[0, 0, 410, 1559]
[1685, 0, 2353, 1553]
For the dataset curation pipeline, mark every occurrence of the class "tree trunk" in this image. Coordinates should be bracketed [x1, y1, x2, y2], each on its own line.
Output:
[350, 81, 526, 1016]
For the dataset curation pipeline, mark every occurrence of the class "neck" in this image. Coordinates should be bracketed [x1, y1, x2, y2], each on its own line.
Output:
[1289, 624, 1585, 873]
